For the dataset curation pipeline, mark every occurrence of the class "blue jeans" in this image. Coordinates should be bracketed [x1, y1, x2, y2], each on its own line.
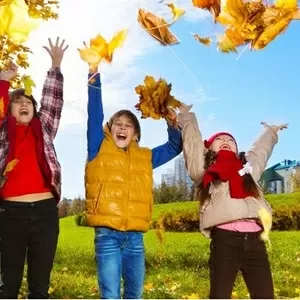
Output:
[94, 227, 145, 299]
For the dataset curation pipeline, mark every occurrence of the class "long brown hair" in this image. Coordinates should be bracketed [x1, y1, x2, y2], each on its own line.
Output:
[196, 150, 261, 206]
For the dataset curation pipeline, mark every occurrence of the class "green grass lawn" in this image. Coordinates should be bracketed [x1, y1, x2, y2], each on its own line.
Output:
[16, 193, 300, 298]
[16, 215, 300, 299]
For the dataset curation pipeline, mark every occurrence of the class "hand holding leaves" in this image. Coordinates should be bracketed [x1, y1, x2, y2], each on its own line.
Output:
[43, 37, 69, 69]
[261, 121, 288, 133]
[0, 61, 18, 81]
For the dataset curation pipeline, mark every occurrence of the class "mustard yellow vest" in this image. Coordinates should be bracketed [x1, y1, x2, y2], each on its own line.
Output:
[85, 125, 153, 232]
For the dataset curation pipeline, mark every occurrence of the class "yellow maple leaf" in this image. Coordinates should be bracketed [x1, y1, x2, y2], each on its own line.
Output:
[78, 47, 103, 69]
[79, 30, 127, 67]
[193, 0, 221, 20]
[21, 75, 35, 96]
[0, 0, 40, 42]
[167, 3, 186, 22]
[108, 29, 128, 58]
[193, 33, 212, 46]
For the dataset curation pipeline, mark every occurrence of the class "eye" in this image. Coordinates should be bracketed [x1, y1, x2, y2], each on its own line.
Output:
[126, 124, 133, 128]
[215, 137, 221, 140]
[228, 138, 234, 142]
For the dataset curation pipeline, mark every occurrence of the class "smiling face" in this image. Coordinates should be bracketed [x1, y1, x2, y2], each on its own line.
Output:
[10, 95, 35, 125]
[210, 134, 237, 153]
[111, 114, 138, 149]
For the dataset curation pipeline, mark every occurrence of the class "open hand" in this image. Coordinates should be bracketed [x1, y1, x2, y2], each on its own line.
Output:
[43, 37, 69, 69]
[0, 61, 18, 81]
[261, 121, 288, 133]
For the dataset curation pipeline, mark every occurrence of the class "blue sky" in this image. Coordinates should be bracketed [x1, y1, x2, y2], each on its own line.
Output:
[24, 0, 299, 199]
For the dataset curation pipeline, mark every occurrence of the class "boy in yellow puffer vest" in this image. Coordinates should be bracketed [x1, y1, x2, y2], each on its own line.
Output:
[84, 66, 182, 299]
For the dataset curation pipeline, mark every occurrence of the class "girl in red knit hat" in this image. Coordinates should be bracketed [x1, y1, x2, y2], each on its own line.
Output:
[178, 104, 288, 299]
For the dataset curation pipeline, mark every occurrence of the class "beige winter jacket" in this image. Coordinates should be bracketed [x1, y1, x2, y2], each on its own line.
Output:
[178, 112, 278, 237]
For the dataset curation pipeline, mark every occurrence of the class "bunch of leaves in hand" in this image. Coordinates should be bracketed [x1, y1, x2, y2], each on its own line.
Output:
[0, 0, 59, 88]
[135, 76, 181, 126]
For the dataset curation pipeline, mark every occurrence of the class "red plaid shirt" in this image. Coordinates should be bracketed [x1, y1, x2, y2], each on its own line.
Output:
[0, 68, 64, 202]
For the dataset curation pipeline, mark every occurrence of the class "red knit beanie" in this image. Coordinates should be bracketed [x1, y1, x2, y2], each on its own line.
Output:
[204, 132, 238, 150]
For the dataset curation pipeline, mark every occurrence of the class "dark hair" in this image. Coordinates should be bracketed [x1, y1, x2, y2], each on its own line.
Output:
[107, 110, 141, 142]
[9, 88, 38, 116]
[196, 150, 261, 206]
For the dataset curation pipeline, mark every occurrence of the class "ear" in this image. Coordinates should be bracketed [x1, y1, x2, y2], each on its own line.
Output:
[133, 134, 138, 142]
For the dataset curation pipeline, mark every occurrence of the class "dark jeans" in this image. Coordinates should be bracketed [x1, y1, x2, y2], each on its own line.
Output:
[209, 228, 274, 299]
[0, 198, 59, 299]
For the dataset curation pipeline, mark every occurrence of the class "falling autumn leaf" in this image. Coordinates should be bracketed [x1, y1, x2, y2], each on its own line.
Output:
[78, 30, 127, 67]
[137, 9, 179, 45]
[252, 11, 294, 49]
[193, 33, 212, 45]
[0, 0, 40, 42]
[192, 0, 221, 21]
[21, 74, 35, 96]
[215, 0, 299, 52]
[135, 75, 181, 126]
[167, 3, 186, 22]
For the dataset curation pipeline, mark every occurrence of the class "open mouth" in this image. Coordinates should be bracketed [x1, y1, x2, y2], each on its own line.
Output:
[220, 144, 230, 150]
[19, 109, 29, 116]
[116, 133, 127, 141]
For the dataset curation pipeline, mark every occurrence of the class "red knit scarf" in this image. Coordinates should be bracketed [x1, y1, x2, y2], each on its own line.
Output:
[203, 150, 252, 199]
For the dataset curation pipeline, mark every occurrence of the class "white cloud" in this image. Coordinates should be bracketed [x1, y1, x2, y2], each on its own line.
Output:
[22, 0, 208, 197]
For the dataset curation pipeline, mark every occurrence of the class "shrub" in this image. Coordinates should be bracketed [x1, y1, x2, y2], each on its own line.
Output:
[74, 213, 88, 227]
[154, 204, 300, 232]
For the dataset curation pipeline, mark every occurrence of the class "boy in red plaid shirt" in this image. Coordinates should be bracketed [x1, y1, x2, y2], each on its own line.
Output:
[0, 37, 68, 299]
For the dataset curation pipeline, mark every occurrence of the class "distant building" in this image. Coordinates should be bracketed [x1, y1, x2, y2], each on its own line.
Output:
[261, 159, 300, 194]
[161, 168, 175, 186]
[167, 155, 193, 188]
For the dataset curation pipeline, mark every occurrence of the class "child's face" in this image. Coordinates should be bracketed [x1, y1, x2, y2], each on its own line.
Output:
[210, 134, 237, 153]
[111, 115, 138, 148]
[11, 96, 34, 125]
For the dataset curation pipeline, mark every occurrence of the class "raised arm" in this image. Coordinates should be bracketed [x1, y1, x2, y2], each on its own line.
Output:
[38, 37, 68, 140]
[87, 70, 104, 161]
[0, 63, 18, 126]
[177, 105, 206, 183]
[151, 123, 182, 169]
[246, 122, 287, 182]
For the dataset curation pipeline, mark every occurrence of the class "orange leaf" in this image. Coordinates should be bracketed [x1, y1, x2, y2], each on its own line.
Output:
[192, 0, 221, 20]
[137, 9, 179, 45]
